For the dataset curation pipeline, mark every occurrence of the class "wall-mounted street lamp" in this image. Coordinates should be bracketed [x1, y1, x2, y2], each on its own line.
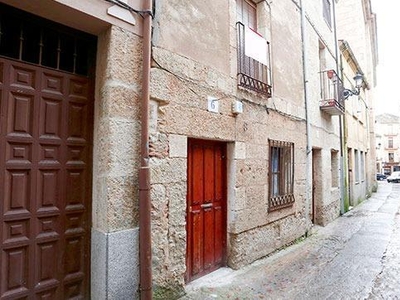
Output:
[343, 73, 363, 100]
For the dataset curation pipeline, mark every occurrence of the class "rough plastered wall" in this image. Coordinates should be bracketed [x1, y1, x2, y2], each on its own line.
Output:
[92, 25, 142, 299]
[149, 0, 310, 297]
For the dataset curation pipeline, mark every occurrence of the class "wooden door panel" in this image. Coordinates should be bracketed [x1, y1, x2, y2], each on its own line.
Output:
[191, 210, 202, 276]
[214, 205, 223, 264]
[7, 93, 34, 136]
[39, 98, 62, 139]
[186, 139, 227, 282]
[37, 170, 59, 208]
[215, 147, 223, 201]
[4, 171, 31, 214]
[0, 57, 92, 299]
[35, 241, 59, 286]
[203, 207, 215, 270]
[192, 146, 204, 206]
[1, 246, 29, 295]
[204, 146, 214, 202]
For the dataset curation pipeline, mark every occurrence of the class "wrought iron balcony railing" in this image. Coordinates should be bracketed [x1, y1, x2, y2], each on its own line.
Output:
[319, 69, 344, 115]
[236, 22, 272, 97]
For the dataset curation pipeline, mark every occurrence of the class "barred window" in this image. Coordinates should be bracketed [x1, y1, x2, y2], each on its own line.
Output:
[236, 0, 272, 97]
[268, 139, 295, 211]
[323, 0, 332, 28]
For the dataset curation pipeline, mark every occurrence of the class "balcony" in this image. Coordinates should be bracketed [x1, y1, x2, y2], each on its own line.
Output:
[319, 69, 344, 115]
[236, 22, 272, 97]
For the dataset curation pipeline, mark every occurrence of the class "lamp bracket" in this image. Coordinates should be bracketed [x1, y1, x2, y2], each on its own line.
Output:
[343, 87, 360, 100]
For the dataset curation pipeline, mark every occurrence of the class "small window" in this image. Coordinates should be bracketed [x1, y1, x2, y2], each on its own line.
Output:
[323, 0, 332, 28]
[268, 139, 295, 211]
[388, 137, 393, 149]
[389, 152, 394, 162]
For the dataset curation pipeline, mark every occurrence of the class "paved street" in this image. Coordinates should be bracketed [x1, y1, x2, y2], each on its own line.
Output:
[181, 182, 400, 300]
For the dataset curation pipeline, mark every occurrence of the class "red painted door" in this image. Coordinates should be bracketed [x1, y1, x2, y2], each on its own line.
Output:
[186, 139, 227, 282]
[0, 58, 93, 299]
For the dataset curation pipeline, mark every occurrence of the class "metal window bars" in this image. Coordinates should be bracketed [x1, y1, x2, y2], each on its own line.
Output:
[0, 4, 96, 76]
[319, 69, 345, 115]
[236, 22, 272, 97]
[268, 140, 295, 212]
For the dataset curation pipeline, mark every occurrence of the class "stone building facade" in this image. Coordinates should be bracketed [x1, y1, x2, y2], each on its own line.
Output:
[0, 0, 376, 299]
[336, 0, 378, 208]
[150, 0, 348, 296]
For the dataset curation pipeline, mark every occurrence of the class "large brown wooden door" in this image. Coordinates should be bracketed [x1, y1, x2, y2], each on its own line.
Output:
[0, 57, 93, 299]
[186, 139, 227, 282]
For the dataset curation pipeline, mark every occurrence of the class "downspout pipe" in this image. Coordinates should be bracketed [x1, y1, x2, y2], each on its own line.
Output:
[332, 0, 345, 215]
[139, 0, 153, 298]
[300, 0, 312, 228]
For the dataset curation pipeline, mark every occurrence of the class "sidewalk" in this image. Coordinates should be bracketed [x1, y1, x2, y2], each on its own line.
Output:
[180, 182, 400, 299]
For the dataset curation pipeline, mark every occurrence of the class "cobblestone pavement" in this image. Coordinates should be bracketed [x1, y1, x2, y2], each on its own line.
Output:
[180, 182, 400, 300]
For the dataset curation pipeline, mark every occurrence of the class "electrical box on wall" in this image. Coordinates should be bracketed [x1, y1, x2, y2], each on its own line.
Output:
[232, 100, 243, 115]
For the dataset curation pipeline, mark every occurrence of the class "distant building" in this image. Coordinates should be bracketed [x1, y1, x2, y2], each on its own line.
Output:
[375, 114, 400, 175]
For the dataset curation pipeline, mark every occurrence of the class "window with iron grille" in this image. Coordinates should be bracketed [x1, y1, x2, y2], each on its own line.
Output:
[0, 3, 96, 76]
[268, 139, 295, 211]
[323, 0, 332, 28]
[236, 0, 272, 97]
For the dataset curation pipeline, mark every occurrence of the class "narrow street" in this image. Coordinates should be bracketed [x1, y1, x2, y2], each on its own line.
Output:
[181, 182, 400, 300]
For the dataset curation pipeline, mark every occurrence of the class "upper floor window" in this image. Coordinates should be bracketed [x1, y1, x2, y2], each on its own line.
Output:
[236, 0, 272, 97]
[237, 0, 257, 30]
[388, 137, 393, 149]
[323, 0, 332, 28]
[268, 139, 295, 211]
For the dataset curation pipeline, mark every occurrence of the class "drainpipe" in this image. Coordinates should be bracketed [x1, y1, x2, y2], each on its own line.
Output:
[300, 0, 312, 228]
[139, 0, 153, 298]
[332, 0, 345, 215]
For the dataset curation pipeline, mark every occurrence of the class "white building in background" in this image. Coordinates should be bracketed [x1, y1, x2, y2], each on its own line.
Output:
[375, 114, 400, 175]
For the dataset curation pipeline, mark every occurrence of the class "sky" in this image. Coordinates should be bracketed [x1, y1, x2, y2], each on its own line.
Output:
[370, 0, 400, 115]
